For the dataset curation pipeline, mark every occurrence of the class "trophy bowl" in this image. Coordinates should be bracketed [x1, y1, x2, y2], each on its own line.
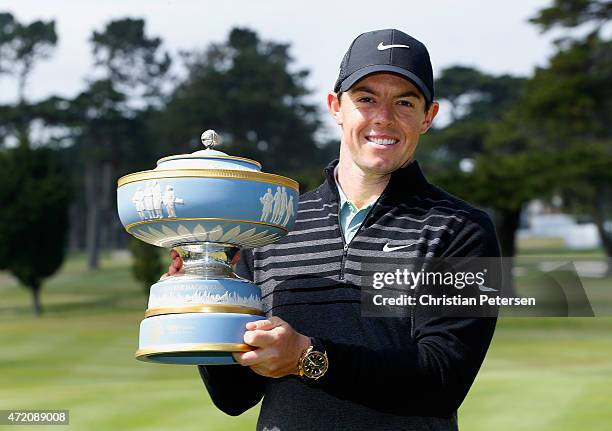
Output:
[117, 130, 299, 365]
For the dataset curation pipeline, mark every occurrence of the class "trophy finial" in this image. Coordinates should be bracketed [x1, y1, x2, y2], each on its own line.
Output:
[201, 130, 219, 149]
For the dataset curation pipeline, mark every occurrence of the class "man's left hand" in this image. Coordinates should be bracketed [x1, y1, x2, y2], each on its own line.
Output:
[233, 316, 311, 378]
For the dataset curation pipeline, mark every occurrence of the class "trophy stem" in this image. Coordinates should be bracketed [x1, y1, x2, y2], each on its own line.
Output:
[174, 243, 238, 279]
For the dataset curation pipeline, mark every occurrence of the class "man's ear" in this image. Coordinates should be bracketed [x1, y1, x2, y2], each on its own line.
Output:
[420, 101, 440, 134]
[327, 92, 342, 125]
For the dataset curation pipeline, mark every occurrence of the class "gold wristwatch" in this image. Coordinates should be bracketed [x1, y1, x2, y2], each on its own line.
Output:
[297, 338, 328, 380]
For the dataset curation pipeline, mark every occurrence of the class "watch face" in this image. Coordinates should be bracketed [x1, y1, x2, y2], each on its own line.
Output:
[303, 352, 328, 378]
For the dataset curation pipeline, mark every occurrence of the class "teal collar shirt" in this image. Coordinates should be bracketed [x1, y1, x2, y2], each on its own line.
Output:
[334, 166, 378, 244]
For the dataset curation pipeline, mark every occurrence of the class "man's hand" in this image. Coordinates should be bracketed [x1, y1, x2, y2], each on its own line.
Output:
[233, 317, 311, 378]
[160, 249, 243, 280]
[160, 250, 304, 378]
[160, 249, 184, 280]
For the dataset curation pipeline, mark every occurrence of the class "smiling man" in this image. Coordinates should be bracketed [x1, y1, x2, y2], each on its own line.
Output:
[332, 72, 438, 209]
[175, 29, 502, 431]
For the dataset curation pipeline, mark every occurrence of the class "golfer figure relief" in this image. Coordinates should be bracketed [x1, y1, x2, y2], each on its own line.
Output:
[163, 185, 184, 218]
[260, 188, 274, 221]
[132, 182, 184, 221]
[152, 181, 163, 219]
[132, 187, 146, 220]
[143, 183, 154, 219]
[260, 186, 292, 225]
[278, 187, 288, 223]
[282, 195, 294, 227]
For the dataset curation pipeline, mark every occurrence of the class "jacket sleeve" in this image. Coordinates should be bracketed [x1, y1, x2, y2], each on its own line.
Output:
[197, 249, 267, 416]
[310, 210, 501, 418]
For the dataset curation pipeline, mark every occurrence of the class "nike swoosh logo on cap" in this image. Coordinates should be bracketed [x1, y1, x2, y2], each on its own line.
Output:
[382, 243, 414, 252]
[377, 42, 410, 51]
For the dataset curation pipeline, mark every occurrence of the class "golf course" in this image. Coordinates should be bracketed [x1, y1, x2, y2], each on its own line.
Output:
[1, 240, 611, 430]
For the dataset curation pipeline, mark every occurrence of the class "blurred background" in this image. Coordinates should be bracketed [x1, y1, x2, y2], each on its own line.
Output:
[0, 0, 611, 430]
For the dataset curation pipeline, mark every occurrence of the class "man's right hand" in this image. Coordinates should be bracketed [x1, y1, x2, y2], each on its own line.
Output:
[160, 249, 184, 280]
[159, 249, 242, 280]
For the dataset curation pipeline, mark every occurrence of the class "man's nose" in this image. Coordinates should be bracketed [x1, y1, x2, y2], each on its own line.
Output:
[373, 103, 394, 126]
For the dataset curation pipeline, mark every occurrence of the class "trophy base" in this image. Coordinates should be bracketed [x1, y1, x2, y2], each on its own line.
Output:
[137, 312, 266, 365]
[135, 343, 251, 365]
[137, 245, 267, 366]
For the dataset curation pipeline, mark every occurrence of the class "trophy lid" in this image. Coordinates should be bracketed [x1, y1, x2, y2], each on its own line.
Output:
[155, 130, 262, 172]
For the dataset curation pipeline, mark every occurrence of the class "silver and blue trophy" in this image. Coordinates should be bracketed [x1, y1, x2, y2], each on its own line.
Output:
[117, 130, 299, 365]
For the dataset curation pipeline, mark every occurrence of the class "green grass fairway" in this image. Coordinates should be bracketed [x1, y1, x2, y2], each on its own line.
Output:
[0, 254, 259, 431]
[1, 248, 611, 430]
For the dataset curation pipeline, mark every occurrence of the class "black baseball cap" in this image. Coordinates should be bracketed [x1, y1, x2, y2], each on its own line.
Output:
[334, 29, 434, 104]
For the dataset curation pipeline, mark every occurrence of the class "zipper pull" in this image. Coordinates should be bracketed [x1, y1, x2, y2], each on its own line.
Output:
[339, 243, 349, 281]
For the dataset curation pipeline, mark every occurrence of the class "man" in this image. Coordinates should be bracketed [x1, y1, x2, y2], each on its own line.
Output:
[166, 28, 500, 430]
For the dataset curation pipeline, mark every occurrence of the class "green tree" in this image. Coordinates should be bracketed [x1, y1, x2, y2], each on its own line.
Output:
[0, 145, 71, 316]
[523, 34, 612, 258]
[130, 239, 163, 295]
[419, 67, 528, 254]
[90, 17, 171, 107]
[0, 14, 70, 314]
[434, 66, 525, 124]
[527, 0, 612, 259]
[530, 0, 611, 33]
[68, 80, 129, 270]
[0, 12, 57, 103]
[157, 28, 324, 178]
[419, 67, 551, 295]
[424, 102, 568, 292]
[0, 12, 57, 149]
[420, 66, 526, 176]
[76, 18, 172, 270]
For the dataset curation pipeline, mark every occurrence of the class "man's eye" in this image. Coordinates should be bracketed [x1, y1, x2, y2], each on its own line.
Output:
[397, 100, 414, 107]
[357, 97, 374, 103]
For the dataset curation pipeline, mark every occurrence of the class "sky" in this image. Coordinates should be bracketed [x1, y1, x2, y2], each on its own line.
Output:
[0, 0, 559, 138]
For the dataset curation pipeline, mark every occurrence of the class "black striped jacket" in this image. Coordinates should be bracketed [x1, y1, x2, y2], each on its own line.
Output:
[200, 159, 501, 431]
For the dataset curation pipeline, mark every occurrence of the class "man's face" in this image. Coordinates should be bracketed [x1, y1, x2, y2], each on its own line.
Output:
[328, 73, 439, 176]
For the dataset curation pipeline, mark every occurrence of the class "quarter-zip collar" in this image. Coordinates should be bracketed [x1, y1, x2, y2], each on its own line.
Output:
[333, 165, 377, 244]
[321, 158, 430, 209]
[322, 159, 432, 282]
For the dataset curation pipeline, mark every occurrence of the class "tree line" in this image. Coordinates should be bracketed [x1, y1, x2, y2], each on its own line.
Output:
[0, 0, 610, 314]
[418, 0, 611, 286]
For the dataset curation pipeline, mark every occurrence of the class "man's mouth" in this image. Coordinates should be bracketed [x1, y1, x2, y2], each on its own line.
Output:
[365, 136, 399, 146]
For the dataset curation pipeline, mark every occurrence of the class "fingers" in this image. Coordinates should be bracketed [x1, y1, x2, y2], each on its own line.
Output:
[242, 317, 288, 348]
[169, 250, 183, 273]
[233, 318, 306, 378]
[243, 328, 282, 348]
[160, 249, 184, 280]
[231, 251, 241, 266]
[233, 350, 261, 365]
[245, 316, 284, 331]
[233, 347, 277, 367]
[170, 250, 183, 269]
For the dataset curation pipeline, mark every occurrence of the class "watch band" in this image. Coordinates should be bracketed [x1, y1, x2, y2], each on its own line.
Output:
[310, 337, 325, 353]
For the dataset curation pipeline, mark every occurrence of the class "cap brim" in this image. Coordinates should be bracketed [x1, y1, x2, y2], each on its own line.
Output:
[337, 65, 432, 103]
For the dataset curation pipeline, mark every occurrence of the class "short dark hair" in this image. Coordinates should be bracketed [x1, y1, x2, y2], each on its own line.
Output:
[336, 90, 432, 112]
